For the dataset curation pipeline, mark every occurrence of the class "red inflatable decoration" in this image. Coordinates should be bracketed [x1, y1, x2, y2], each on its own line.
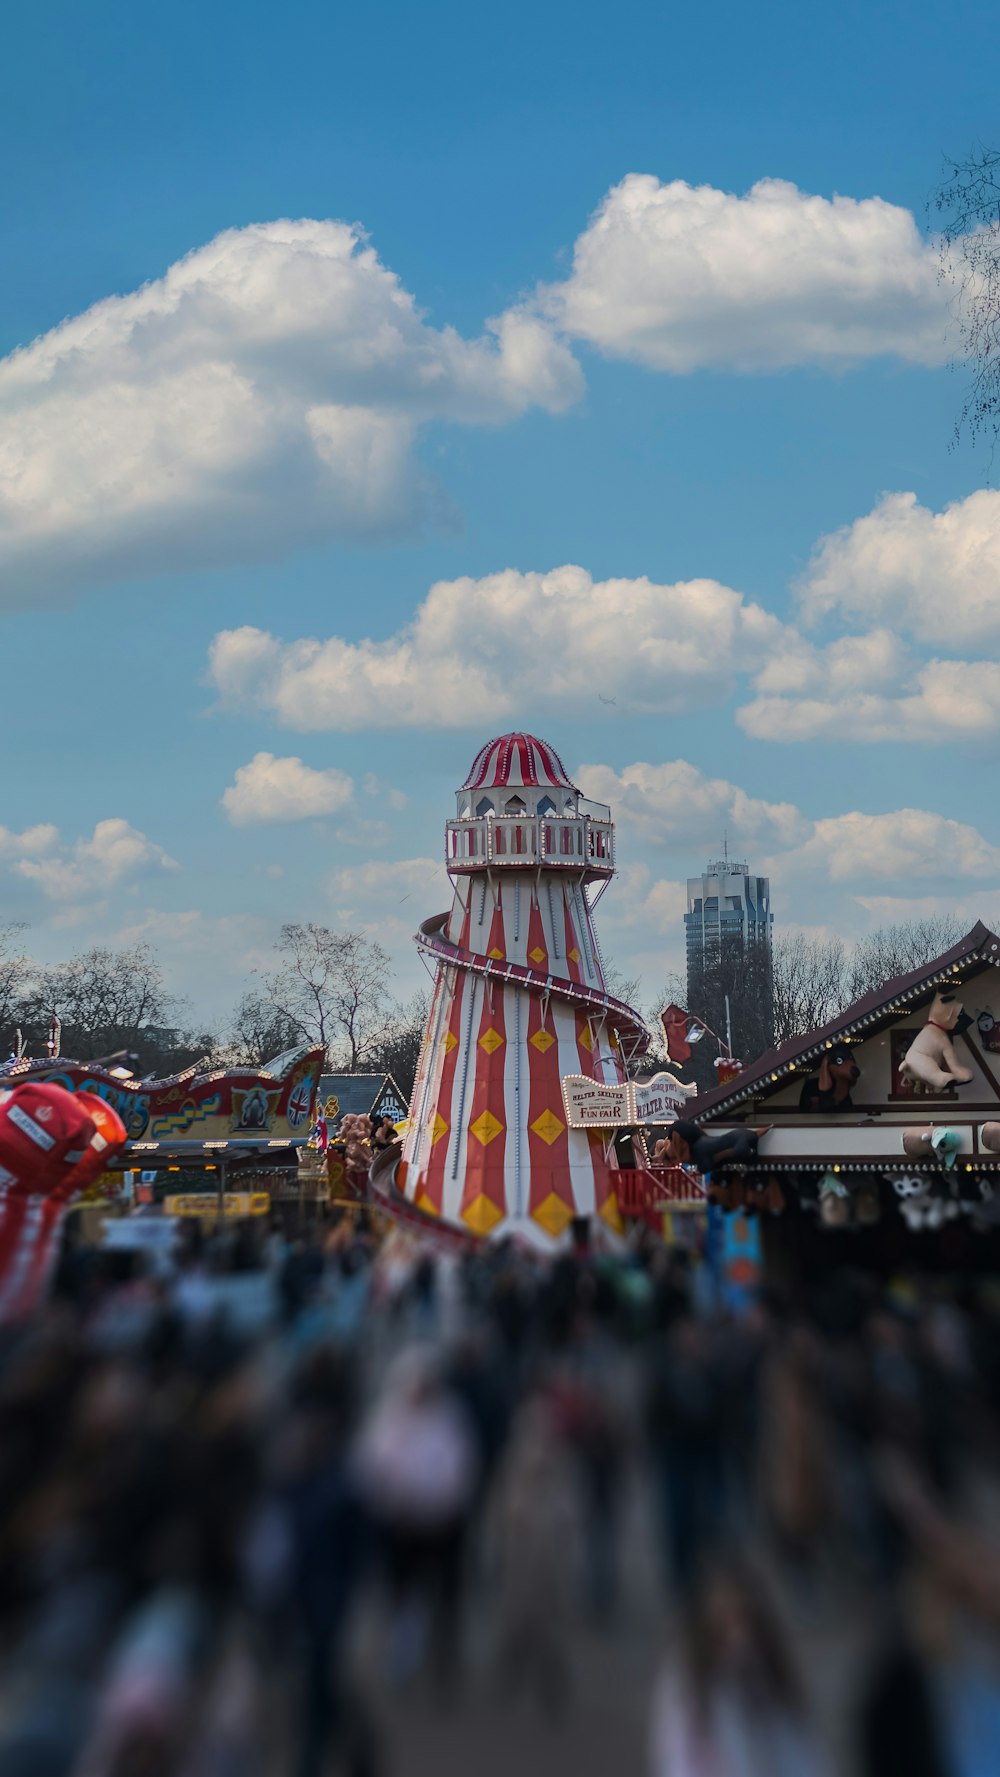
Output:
[0, 1082, 128, 1320]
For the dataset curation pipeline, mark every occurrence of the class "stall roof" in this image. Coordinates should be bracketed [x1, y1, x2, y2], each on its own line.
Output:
[692, 921, 1000, 1123]
[319, 1073, 410, 1120]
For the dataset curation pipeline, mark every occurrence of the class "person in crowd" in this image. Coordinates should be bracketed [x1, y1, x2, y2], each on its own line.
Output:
[353, 1345, 479, 1691]
[649, 1558, 832, 1777]
[490, 1393, 581, 1714]
[645, 1314, 729, 1597]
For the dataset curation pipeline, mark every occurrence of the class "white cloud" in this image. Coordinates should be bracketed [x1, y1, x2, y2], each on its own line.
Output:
[112, 908, 276, 1028]
[12, 818, 177, 902]
[577, 758, 805, 851]
[208, 564, 791, 729]
[0, 219, 581, 600]
[740, 656, 1000, 743]
[781, 809, 1000, 885]
[537, 175, 946, 372]
[799, 488, 1000, 648]
[327, 855, 447, 971]
[222, 752, 355, 825]
[580, 757, 1000, 897]
[0, 823, 60, 861]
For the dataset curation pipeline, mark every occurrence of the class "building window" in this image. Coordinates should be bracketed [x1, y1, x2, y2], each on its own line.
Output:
[476, 797, 494, 817]
[504, 795, 526, 815]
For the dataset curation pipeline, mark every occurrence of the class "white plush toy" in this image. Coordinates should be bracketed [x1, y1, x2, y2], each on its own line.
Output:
[900, 992, 974, 1094]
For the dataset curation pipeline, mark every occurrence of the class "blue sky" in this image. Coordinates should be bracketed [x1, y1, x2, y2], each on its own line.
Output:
[3, 0, 999, 1031]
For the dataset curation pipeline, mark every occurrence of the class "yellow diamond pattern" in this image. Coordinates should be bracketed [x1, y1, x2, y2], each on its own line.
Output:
[531, 1108, 565, 1146]
[530, 1028, 556, 1054]
[469, 1108, 504, 1147]
[533, 1192, 574, 1238]
[416, 1190, 439, 1216]
[568, 947, 580, 963]
[479, 1027, 504, 1054]
[599, 1194, 625, 1235]
[529, 945, 546, 964]
[488, 946, 504, 959]
[578, 1026, 593, 1051]
[462, 1194, 505, 1235]
[430, 1112, 449, 1146]
[441, 1030, 458, 1052]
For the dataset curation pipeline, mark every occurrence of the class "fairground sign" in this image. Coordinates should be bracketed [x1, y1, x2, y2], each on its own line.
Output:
[561, 1070, 697, 1130]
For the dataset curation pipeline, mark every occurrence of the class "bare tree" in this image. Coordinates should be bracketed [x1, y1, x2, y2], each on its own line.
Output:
[23, 942, 177, 1062]
[365, 991, 430, 1099]
[258, 924, 395, 1071]
[771, 932, 848, 1044]
[934, 148, 1000, 449]
[846, 917, 964, 1002]
[226, 991, 305, 1068]
[0, 923, 33, 1046]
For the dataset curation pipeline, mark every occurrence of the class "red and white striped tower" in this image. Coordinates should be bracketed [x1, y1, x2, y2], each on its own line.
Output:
[399, 732, 649, 1244]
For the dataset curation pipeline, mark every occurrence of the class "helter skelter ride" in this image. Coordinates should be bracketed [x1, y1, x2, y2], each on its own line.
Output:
[371, 732, 660, 1246]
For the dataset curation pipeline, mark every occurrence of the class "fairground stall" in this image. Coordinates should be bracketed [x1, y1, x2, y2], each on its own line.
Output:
[0, 1043, 326, 1216]
[678, 922, 1000, 1281]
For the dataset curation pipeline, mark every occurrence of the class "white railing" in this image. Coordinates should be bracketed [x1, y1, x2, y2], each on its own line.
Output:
[445, 815, 615, 874]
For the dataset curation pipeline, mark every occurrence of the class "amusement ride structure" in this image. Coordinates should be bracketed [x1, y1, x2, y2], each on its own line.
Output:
[389, 732, 650, 1244]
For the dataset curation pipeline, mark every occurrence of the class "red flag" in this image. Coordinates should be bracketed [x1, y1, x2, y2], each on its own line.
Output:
[661, 1002, 696, 1063]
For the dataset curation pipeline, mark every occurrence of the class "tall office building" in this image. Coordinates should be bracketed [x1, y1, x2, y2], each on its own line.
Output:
[684, 858, 773, 977]
[684, 859, 774, 1065]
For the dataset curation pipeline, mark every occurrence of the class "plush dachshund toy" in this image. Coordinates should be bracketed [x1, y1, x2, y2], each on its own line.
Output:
[664, 1119, 761, 1175]
[798, 1045, 860, 1113]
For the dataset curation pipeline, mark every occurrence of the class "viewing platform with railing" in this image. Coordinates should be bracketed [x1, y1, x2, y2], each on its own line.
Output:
[446, 809, 615, 878]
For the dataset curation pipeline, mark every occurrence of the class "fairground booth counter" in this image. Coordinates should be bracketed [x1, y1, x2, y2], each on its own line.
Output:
[677, 922, 1000, 1286]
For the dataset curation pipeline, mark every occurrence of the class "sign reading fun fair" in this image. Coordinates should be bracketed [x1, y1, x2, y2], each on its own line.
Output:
[561, 1070, 696, 1130]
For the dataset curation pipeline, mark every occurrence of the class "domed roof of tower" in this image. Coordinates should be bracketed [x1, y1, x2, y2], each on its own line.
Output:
[461, 733, 576, 792]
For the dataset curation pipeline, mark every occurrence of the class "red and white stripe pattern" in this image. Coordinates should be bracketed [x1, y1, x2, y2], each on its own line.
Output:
[402, 867, 642, 1243]
[461, 732, 574, 792]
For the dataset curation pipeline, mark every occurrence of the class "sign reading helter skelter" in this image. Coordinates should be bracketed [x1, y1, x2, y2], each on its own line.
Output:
[561, 1071, 697, 1130]
[397, 732, 654, 1243]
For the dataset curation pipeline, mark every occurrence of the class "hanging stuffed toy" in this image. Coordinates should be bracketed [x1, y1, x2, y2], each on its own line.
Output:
[900, 993, 974, 1093]
[798, 1045, 860, 1113]
[663, 1120, 762, 1176]
[853, 1181, 881, 1226]
[819, 1171, 850, 1227]
[338, 1113, 373, 1175]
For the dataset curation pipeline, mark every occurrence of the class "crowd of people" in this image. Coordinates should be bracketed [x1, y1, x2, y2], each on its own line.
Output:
[0, 1207, 997, 1775]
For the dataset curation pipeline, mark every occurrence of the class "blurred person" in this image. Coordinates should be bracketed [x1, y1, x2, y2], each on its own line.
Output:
[174, 1631, 264, 1777]
[490, 1394, 580, 1715]
[445, 1326, 512, 1504]
[649, 1560, 832, 1777]
[645, 1316, 728, 1598]
[874, 1447, 1000, 1777]
[551, 1302, 630, 1621]
[354, 1345, 479, 1690]
[756, 1326, 829, 1577]
[279, 1235, 324, 1327]
[71, 1585, 209, 1777]
[409, 1250, 438, 1338]
[272, 1362, 377, 1777]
